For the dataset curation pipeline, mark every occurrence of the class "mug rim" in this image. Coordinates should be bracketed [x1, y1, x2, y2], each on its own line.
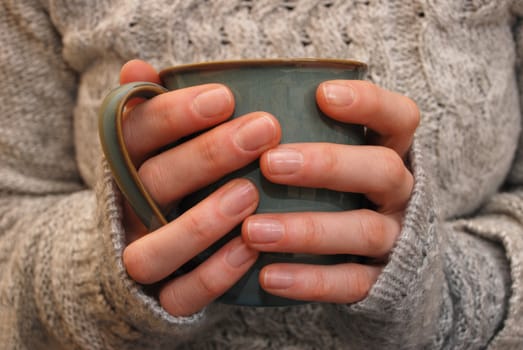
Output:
[160, 58, 367, 79]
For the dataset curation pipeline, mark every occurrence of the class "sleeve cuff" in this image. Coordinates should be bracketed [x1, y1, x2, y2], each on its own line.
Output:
[96, 160, 206, 335]
[328, 139, 445, 348]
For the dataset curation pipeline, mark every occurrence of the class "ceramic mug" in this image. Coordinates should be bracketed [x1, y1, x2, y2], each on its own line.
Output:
[99, 58, 367, 306]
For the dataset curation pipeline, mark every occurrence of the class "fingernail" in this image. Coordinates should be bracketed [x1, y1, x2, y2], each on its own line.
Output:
[192, 86, 232, 118]
[219, 181, 257, 217]
[247, 218, 284, 243]
[234, 115, 276, 151]
[226, 240, 257, 267]
[267, 148, 303, 175]
[263, 269, 294, 289]
[322, 82, 354, 106]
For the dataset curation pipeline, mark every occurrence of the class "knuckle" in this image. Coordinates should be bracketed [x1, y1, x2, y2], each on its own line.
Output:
[196, 267, 225, 298]
[160, 284, 186, 316]
[138, 159, 166, 203]
[198, 133, 223, 171]
[163, 103, 183, 134]
[122, 121, 140, 157]
[183, 213, 214, 245]
[301, 215, 324, 250]
[123, 246, 153, 284]
[309, 269, 331, 300]
[346, 268, 373, 301]
[378, 148, 407, 190]
[403, 96, 421, 132]
[360, 81, 382, 116]
[357, 210, 388, 255]
[320, 145, 341, 175]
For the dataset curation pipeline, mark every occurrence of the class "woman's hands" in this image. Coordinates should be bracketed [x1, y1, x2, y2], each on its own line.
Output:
[119, 59, 419, 315]
[120, 60, 281, 316]
[245, 80, 418, 302]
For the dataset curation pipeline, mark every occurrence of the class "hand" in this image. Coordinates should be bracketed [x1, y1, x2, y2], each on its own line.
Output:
[119, 60, 282, 316]
[241, 80, 419, 303]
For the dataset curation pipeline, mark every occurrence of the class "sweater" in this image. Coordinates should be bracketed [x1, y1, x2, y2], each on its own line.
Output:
[1, 0, 523, 349]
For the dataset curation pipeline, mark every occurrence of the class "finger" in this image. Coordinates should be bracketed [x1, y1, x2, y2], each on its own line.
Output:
[120, 59, 162, 85]
[260, 144, 413, 212]
[122, 83, 235, 165]
[260, 263, 382, 303]
[119, 59, 162, 110]
[123, 178, 258, 284]
[243, 209, 401, 258]
[316, 80, 420, 156]
[139, 112, 280, 208]
[159, 236, 258, 316]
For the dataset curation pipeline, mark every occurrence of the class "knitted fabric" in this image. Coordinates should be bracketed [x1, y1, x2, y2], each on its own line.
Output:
[1, 0, 522, 349]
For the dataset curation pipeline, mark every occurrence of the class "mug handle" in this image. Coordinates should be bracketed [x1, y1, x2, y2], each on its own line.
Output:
[98, 81, 169, 231]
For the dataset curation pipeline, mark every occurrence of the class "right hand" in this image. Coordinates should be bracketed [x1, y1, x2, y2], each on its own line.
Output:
[119, 59, 282, 316]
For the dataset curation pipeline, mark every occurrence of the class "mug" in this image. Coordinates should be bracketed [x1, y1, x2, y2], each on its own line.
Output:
[99, 58, 367, 306]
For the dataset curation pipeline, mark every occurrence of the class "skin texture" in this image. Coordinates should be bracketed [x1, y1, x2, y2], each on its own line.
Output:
[120, 59, 419, 316]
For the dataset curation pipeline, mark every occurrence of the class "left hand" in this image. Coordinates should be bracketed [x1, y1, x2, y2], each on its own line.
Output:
[242, 80, 419, 303]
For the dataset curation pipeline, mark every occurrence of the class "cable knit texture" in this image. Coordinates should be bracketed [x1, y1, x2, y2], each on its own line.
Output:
[1, 0, 523, 349]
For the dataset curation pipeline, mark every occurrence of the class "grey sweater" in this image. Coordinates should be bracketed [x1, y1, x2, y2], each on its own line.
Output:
[1, 0, 523, 349]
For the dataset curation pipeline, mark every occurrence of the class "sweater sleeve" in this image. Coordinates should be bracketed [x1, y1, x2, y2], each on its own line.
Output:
[0, 2, 212, 349]
[327, 9, 523, 350]
[329, 139, 517, 349]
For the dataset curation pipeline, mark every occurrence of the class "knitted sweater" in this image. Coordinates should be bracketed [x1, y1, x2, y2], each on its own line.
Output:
[1, 0, 523, 349]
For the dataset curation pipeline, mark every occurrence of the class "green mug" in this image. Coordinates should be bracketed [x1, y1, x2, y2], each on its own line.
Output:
[99, 58, 367, 306]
